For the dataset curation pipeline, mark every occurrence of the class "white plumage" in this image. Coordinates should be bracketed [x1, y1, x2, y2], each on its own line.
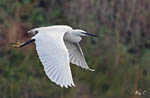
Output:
[29, 25, 96, 88]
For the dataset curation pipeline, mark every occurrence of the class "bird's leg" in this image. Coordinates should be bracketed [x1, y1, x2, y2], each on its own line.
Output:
[9, 39, 35, 48]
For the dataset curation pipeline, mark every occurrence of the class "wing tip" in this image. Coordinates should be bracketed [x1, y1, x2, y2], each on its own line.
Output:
[88, 68, 95, 71]
[59, 83, 76, 88]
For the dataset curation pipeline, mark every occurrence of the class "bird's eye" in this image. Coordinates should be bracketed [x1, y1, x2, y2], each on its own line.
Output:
[35, 30, 39, 34]
[81, 32, 85, 34]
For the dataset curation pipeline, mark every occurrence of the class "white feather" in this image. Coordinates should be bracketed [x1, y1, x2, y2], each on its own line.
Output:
[32, 27, 75, 87]
[64, 41, 94, 71]
[28, 25, 95, 88]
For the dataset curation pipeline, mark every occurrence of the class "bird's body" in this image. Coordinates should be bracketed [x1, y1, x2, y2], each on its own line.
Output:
[10, 25, 97, 88]
[30, 25, 82, 42]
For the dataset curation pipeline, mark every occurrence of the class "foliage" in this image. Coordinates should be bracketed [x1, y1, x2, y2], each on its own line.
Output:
[0, 0, 150, 98]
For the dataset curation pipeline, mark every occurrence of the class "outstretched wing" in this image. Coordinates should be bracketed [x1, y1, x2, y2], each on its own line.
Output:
[32, 31, 75, 88]
[64, 41, 94, 71]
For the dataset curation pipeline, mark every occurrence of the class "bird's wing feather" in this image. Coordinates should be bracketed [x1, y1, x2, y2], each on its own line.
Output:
[32, 31, 75, 88]
[64, 41, 94, 71]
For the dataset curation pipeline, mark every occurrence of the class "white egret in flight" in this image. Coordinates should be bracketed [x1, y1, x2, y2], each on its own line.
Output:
[10, 25, 97, 88]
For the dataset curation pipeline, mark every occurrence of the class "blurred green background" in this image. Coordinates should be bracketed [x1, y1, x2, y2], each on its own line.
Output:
[0, 0, 150, 98]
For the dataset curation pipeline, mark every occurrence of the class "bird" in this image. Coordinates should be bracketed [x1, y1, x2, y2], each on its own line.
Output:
[10, 25, 97, 88]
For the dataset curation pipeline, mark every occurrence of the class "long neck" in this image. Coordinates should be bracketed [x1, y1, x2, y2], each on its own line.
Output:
[64, 32, 82, 43]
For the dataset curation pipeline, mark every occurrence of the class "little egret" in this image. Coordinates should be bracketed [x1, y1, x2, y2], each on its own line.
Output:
[10, 25, 97, 88]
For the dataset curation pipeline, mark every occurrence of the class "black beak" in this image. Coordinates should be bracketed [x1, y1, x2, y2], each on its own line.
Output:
[83, 32, 98, 37]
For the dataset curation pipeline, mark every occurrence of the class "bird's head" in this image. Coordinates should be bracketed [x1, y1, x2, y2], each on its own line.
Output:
[72, 29, 97, 37]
